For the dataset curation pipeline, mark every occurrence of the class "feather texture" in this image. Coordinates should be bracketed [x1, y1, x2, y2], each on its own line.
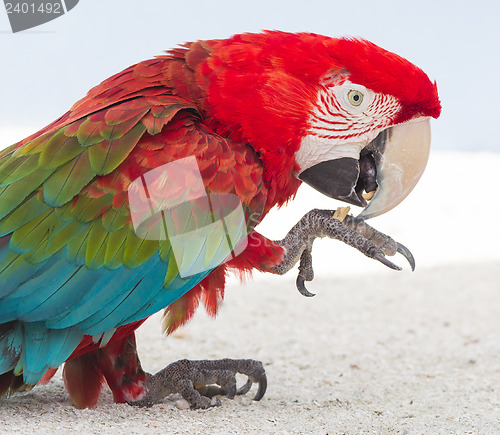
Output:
[0, 60, 267, 385]
[0, 31, 441, 405]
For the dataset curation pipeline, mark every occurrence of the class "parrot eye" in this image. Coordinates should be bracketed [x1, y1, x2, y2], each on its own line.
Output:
[348, 90, 364, 106]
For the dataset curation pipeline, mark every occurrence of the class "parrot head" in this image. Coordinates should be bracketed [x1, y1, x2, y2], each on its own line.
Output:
[201, 31, 441, 217]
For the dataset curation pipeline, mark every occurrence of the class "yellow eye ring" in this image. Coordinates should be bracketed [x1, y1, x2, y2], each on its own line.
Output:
[348, 90, 364, 106]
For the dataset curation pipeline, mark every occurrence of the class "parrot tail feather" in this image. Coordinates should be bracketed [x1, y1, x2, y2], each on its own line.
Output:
[62, 330, 148, 408]
[0, 322, 60, 396]
[0, 370, 29, 397]
[162, 265, 226, 335]
[63, 352, 105, 409]
[0, 321, 22, 376]
[37, 367, 58, 385]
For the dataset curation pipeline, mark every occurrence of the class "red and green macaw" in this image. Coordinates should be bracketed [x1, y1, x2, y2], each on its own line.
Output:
[0, 31, 440, 408]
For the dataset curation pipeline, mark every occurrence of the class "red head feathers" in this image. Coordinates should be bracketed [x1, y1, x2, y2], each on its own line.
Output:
[190, 31, 440, 204]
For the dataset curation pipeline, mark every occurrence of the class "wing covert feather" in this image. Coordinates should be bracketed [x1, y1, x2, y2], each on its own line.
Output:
[0, 89, 266, 382]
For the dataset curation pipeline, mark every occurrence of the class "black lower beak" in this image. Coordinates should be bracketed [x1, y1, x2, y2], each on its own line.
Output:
[298, 153, 378, 208]
[298, 158, 365, 207]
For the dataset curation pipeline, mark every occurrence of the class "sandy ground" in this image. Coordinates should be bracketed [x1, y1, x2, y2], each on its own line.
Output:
[0, 151, 499, 434]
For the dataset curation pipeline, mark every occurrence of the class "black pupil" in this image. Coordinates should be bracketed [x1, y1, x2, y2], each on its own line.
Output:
[353, 94, 360, 101]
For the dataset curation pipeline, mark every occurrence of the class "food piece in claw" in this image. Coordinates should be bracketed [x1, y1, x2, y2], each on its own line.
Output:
[288, 210, 418, 296]
[293, 119, 430, 294]
[271, 209, 414, 296]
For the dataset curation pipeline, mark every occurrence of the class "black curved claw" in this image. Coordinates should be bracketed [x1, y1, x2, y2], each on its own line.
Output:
[236, 379, 253, 396]
[396, 243, 416, 271]
[373, 252, 402, 271]
[226, 384, 237, 399]
[253, 373, 267, 401]
[296, 275, 316, 297]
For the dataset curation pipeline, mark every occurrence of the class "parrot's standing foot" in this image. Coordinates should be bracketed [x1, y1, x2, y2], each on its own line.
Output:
[272, 209, 416, 295]
[129, 358, 266, 409]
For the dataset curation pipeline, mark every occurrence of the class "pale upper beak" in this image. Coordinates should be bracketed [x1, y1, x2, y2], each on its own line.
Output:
[358, 117, 431, 219]
[298, 117, 431, 220]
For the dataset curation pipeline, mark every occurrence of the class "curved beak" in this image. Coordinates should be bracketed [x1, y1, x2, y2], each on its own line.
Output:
[358, 118, 431, 219]
[298, 117, 431, 219]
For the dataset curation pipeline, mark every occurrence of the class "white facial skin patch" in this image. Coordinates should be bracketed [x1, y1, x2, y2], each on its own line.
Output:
[295, 79, 401, 174]
[295, 136, 364, 173]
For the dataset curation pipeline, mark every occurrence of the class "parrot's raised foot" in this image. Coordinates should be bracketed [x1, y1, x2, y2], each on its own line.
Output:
[272, 209, 416, 296]
[343, 215, 415, 271]
[296, 249, 315, 297]
[129, 358, 266, 409]
[395, 243, 416, 271]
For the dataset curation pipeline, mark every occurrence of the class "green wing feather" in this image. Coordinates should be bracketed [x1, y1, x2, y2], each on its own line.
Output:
[0, 51, 270, 384]
[0, 95, 197, 270]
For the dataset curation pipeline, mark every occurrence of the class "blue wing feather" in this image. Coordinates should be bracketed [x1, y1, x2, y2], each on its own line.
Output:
[0, 93, 253, 387]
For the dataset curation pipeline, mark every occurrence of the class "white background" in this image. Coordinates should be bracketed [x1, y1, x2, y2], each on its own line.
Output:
[0, 0, 499, 152]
